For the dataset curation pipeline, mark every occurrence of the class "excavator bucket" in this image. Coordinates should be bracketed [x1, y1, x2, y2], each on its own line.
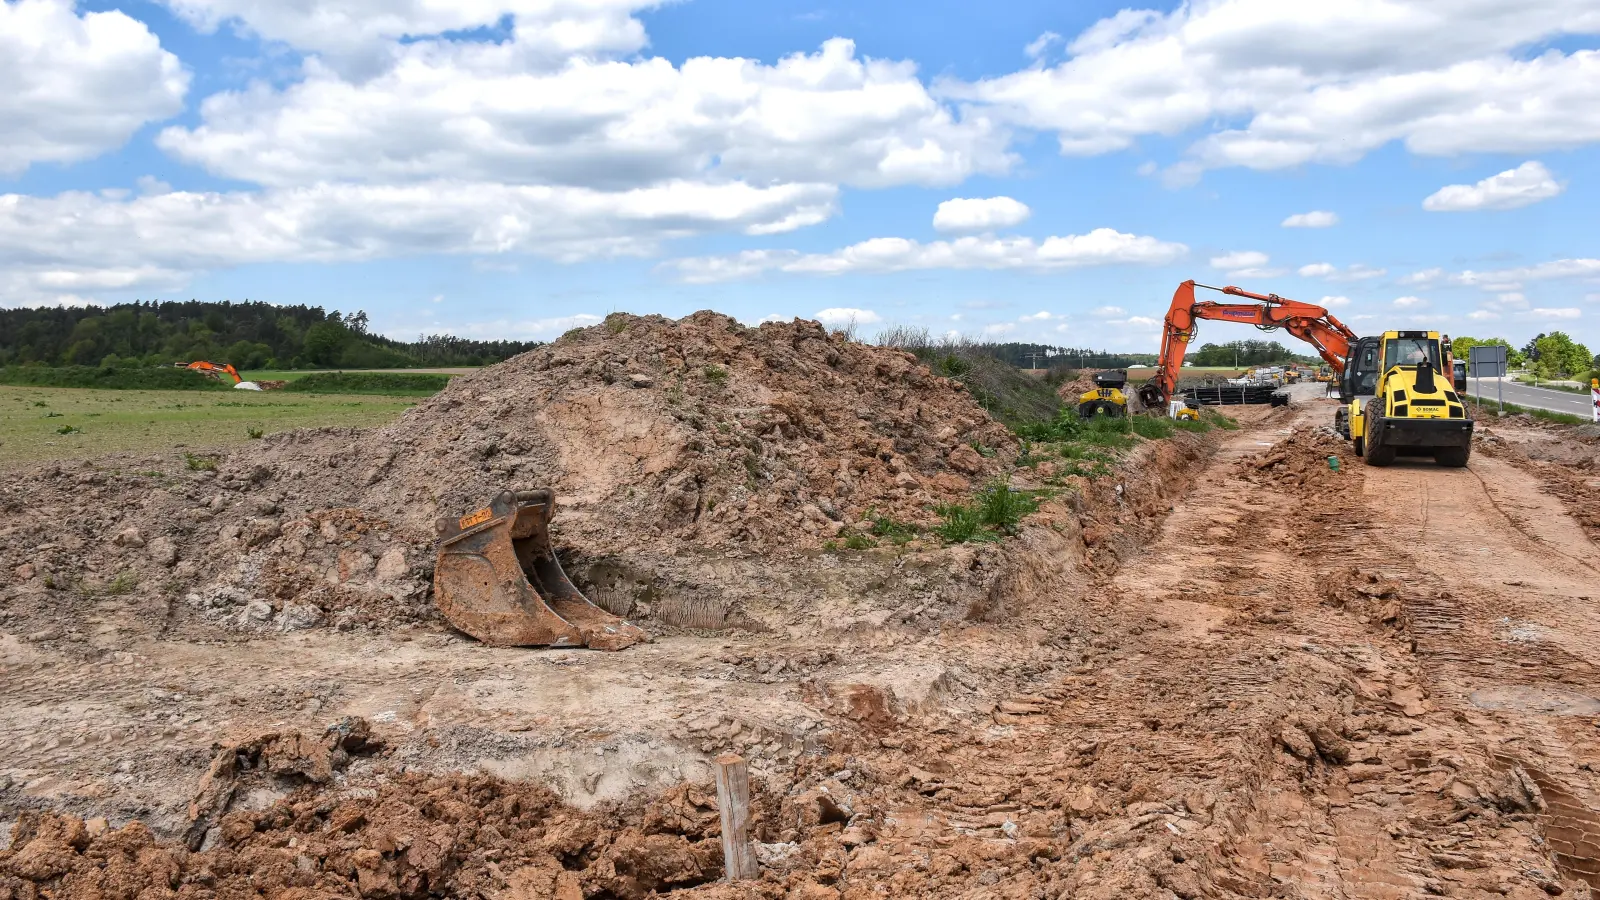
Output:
[433, 489, 647, 650]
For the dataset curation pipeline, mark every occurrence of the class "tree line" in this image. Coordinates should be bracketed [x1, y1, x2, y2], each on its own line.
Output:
[1454, 332, 1599, 380]
[0, 301, 541, 369]
[1186, 340, 1314, 367]
[872, 328, 1160, 369]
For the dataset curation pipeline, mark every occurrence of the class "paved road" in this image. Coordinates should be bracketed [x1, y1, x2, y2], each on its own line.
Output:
[1464, 377, 1597, 418]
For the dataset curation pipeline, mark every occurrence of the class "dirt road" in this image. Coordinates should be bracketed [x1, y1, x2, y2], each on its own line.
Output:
[4, 388, 1599, 897]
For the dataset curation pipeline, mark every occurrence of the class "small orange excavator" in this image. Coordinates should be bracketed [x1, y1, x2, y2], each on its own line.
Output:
[177, 361, 268, 391]
[176, 361, 243, 384]
[1137, 281, 1356, 412]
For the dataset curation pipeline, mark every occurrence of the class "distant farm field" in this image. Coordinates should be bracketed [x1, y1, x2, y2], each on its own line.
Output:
[0, 386, 418, 470]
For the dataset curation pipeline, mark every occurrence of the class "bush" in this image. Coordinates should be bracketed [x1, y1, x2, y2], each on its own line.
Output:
[0, 366, 230, 391]
[977, 480, 1037, 533]
[284, 372, 451, 395]
[933, 502, 990, 543]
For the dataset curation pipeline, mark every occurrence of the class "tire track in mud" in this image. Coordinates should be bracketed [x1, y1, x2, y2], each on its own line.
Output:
[1002, 398, 1600, 898]
[1306, 409, 1600, 894]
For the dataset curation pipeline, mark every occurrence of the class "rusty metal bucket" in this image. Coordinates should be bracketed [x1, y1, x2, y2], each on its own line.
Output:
[433, 489, 647, 650]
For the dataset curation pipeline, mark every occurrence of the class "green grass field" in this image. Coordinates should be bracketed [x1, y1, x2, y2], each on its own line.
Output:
[1, 386, 419, 469]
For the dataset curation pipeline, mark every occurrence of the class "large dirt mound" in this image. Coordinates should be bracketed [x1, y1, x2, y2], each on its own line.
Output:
[245, 311, 1014, 554]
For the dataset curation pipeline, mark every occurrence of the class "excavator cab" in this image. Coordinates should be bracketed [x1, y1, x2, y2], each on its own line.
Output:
[1333, 337, 1382, 440]
[433, 489, 646, 650]
[1078, 370, 1130, 419]
[1344, 331, 1473, 467]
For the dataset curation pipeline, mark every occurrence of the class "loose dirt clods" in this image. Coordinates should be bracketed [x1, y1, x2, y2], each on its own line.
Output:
[4, 322, 1600, 897]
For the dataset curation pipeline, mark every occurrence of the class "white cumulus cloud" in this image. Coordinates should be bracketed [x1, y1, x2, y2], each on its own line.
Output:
[158, 38, 1013, 193]
[932, 196, 1031, 233]
[1454, 258, 1600, 289]
[1393, 295, 1428, 308]
[661, 228, 1188, 282]
[1527, 307, 1582, 319]
[1, 0, 189, 175]
[0, 180, 836, 306]
[159, 0, 660, 74]
[1319, 295, 1351, 307]
[1422, 161, 1564, 211]
[1210, 250, 1269, 270]
[1024, 31, 1063, 61]
[1398, 267, 1445, 286]
[1282, 210, 1339, 228]
[814, 307, 882, 326]
[942, 1, 1600, 178]
[1302, 262, 1387, 281]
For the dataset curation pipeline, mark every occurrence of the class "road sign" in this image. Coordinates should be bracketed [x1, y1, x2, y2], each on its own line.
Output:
[1468, 344, 1507, 378]
[1468, 345, 1507, 413]
[1591, 378, 1599, 423]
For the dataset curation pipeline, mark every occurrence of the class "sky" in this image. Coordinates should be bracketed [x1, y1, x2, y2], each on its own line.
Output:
[3, 0, 1599, 352]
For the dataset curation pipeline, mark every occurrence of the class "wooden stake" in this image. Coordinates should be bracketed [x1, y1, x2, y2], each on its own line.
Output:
[714, 753, 758, 881]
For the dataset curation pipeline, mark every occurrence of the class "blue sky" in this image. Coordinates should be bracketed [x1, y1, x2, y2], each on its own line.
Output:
[3, 0, 1598, 352]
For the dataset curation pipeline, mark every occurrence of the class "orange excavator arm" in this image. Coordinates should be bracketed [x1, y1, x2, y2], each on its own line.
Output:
[179, 361, 243, 384]
[1143, 281, 1357, 407]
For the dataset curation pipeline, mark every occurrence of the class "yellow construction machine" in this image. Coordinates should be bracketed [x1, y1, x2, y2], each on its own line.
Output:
[1077, 370, 1130, 418]
[1341, 331, 1473, 467]
[433, 489, 646, 650]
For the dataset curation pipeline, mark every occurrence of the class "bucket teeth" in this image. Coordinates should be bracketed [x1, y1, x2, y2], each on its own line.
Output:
[432, 490, 647, 650]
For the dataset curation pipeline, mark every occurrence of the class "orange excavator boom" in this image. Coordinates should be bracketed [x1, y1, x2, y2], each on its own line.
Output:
[1141, 281, 1357, 408]
[178, 361, 243, 384]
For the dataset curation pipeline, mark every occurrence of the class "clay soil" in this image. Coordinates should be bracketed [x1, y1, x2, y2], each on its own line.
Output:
[4, 350, 1600, 899]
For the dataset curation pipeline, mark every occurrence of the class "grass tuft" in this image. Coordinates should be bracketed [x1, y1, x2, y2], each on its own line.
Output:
[976, 480, 1037, 534]
[933, 502, 992, 543]
[867, 512, 918, 544]
[183, 452, 218, 472]
[842, 532, 876, 551]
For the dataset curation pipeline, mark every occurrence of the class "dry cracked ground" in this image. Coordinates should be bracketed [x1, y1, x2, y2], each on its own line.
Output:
[3, 383, 1600, 898]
